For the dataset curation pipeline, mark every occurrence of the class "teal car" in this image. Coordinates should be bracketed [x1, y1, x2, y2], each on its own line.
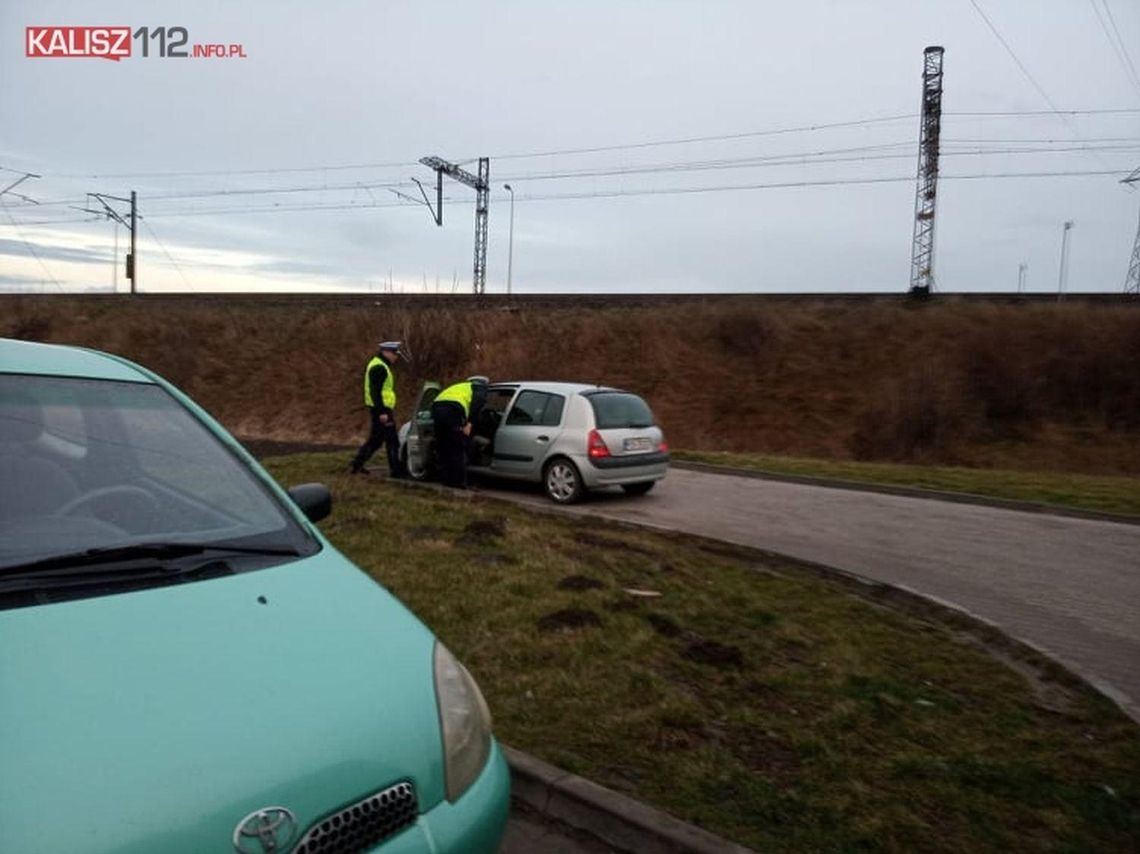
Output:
[0, 338, 510, 854]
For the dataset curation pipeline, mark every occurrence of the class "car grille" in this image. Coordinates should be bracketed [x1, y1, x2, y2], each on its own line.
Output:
[292, 781, 418, 853]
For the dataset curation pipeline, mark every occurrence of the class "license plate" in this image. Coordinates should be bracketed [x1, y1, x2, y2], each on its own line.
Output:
[623, 437, 652, 452]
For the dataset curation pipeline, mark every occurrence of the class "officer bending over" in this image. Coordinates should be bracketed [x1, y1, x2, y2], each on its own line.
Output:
[430, 376, 489, 489]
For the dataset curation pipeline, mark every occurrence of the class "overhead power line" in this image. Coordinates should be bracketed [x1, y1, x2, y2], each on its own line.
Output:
[89, 168, 1117, 220]
[8, 167, 1128, 226]
[141, 218, 195, 291]
[13, 138, 1138, 213]
[1088, 0, 1140, 97]
[30, 108, 1140, 183]
[0, 197, 64, 290]
[966, 0, 1115, 169]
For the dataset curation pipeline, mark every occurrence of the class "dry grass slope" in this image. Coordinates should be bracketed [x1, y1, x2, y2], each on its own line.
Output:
[4, 295, 1139, 475]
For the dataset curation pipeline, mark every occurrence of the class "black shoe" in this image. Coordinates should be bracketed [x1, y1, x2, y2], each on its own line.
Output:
[349, 465, 371, 475]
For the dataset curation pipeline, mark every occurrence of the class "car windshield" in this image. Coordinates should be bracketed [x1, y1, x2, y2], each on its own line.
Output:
[0, 374, 315, 571]
[587, 392, 656, 429]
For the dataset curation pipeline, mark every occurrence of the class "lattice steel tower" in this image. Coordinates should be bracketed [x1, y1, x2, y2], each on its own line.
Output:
[909, 46, 945, 295]
[1126, 207, 1140, 296]
[1125, 168, 1140, 296]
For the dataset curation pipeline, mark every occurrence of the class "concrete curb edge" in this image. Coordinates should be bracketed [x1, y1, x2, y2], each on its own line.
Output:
[502, 745, 757, 854]
[670, 460, 1140, 527]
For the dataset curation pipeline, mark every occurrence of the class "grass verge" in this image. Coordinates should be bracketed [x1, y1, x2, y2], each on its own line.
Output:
[672, 450, 1140, 518]
[265, 452, 1140, 852]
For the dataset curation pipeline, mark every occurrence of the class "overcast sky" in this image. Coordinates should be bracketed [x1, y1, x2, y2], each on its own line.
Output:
[1, 0, 1138, 295]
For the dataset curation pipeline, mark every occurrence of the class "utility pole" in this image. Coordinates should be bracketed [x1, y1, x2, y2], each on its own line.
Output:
[1056, 220, 1074, 301]
[1017, 262, 1027, 294]
[129, 190, 136, 294]
[908, 46, 945, 296]
[417, 156, 491, 295]
[504, 183, 515, 296]
[81, 192, 137, 294]
[1124, 167, 1139, 296]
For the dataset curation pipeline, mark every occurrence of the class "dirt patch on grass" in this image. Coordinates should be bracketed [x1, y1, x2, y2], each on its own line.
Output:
[730, 730, 802, 778]
[645, 612, 683, 638]
[456, 516, 508, 547]
[406, 525, 445, 541]
[558, 574, 605, 591]
[536, 608, 603, 633]
[682, 639, 745, 669]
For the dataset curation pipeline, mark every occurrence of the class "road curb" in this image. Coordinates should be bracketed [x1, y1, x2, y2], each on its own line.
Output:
[502, 745, 757, 854]
[670, 460, 1140, 527]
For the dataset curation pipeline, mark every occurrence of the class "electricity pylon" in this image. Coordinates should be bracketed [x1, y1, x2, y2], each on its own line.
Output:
[1124, 167, 1139, 296]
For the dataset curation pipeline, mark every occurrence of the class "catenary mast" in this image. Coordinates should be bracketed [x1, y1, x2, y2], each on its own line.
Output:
[909, 46, 945, 295]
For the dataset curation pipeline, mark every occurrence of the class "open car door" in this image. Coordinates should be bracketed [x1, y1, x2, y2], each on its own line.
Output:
[406, 381, 441, 481]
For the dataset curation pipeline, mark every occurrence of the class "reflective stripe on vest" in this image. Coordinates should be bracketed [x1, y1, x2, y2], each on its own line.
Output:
[434, 381, 473, 417]
[363, 357, 396, 408]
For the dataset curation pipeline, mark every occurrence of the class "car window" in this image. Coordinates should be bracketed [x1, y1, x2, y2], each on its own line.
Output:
[587, 392, 655, 429]
[541, 395, 565, 427]
[484, 388, 517, 415]
[0, 374, 316, 571]
[505, 390, 563, 427]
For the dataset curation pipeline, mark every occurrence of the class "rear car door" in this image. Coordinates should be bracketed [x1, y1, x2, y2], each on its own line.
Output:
[491, 389, 566, 479]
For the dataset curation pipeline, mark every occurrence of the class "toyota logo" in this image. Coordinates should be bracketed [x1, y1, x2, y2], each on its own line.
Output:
[233, 807, 298, 854]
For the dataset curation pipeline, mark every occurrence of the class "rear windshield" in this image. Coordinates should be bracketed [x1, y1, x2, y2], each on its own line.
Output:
[587, 392, 655, 429]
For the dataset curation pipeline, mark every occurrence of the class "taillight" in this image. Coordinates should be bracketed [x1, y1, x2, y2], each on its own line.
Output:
[587, 429, 611, 459]
[658, 438, 669, 453]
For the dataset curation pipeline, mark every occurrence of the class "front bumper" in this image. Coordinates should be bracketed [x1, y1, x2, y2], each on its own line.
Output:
[368, 740, 510, 853]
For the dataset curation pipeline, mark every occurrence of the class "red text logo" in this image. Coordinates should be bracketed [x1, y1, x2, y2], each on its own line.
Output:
[26, 27, 132, 61]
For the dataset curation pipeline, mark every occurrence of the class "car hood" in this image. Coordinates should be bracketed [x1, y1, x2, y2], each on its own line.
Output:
[0, 549, 445, 854]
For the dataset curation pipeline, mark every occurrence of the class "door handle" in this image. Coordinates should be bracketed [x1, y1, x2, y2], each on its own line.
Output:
[536, 435, 550, 442]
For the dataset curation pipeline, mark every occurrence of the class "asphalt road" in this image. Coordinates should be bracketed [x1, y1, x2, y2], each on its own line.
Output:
[476, 468, 1140, 721]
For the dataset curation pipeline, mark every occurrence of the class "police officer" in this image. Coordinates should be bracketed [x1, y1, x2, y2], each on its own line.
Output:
[350, 341, 408, 477]
[430, 376, 489, 489]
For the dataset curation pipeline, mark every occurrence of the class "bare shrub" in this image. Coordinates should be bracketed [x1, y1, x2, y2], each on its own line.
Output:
[961, 332, 1041, 439]
[851, 362, 975, 462]
[4, 309, 52, 341]
[713, 313, 778, 359]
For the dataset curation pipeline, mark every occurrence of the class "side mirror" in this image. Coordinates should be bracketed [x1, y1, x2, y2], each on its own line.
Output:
[287, 483, 332, 523]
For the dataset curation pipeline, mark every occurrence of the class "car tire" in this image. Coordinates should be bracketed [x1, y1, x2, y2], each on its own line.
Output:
[544, 458, 584, 504]
[621, 481, 655, 496]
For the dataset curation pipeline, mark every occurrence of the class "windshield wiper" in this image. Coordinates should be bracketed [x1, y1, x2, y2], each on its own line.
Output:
[0, 541, 301, 577]
[0, 559, 235, 597]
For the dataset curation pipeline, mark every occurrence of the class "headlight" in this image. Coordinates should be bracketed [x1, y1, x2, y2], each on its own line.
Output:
[433, 642, 492, 802]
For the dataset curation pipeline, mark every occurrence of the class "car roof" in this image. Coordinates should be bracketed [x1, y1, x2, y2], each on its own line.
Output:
[490, 381, 623, 395]
[0, 338, 154, 384]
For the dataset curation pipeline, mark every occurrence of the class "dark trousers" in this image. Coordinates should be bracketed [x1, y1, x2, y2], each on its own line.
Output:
[431, 401, 468, 489]
[351, 408, 403, 476]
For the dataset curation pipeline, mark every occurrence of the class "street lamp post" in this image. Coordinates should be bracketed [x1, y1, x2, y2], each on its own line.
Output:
[503, 183, 515, 296]
[1057, 220, 1074, 302]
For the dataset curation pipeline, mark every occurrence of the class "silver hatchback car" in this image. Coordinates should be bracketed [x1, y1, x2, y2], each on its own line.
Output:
[398, 382, 669, 503]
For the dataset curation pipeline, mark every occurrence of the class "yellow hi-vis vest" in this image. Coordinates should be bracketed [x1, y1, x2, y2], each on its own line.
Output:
[363, 357, 396, 408]
[434, 381, 473, 417]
